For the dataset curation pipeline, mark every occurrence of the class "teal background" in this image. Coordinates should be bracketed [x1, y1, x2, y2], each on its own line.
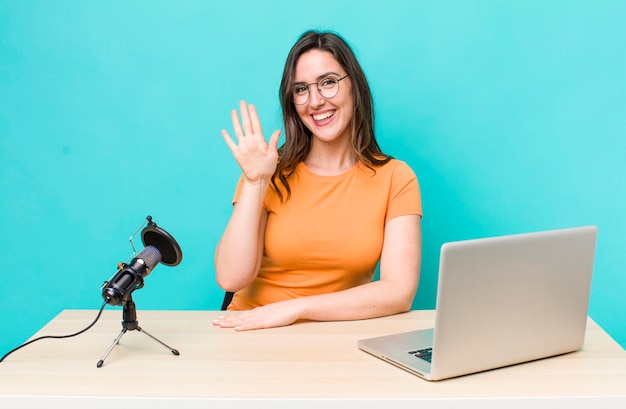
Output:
[1, 0, 625, 358]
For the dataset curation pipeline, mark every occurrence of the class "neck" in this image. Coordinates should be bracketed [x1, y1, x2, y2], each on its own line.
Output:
[304, 144, 357, 176]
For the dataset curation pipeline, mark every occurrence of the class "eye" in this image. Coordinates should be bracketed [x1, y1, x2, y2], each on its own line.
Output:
[293, 85, 309, 95]
[319, 77, 338, 89]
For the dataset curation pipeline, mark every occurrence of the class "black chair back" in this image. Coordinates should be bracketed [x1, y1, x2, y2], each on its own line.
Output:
[221, 292, 234, 310]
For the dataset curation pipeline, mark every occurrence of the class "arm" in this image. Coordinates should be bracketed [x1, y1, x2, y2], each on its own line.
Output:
[214, 183, 269, 291]
[214, 214, 422, 330]
[214, 101, 280, 292]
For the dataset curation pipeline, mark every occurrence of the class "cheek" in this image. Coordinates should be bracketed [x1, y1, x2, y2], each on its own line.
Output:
[295, 106, 310, 123]
[346, 88, 355, 110]
[336, 85, 354, 113]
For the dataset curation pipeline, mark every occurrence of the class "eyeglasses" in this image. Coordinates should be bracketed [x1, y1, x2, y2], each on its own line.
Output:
[292, 74, 349, 105]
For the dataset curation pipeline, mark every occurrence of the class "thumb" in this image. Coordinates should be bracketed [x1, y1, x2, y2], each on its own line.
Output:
[268, 130, 281, 151]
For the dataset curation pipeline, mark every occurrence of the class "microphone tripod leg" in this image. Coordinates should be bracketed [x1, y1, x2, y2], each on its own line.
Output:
[96, 297, 180, 367]
[97, 327, 128, 368]
[136, 326, 180, 356]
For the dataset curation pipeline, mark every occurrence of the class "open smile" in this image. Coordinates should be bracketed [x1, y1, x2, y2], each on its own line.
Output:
[312, 110, 335, 124]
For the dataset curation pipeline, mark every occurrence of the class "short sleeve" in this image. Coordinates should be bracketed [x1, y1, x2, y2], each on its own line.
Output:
[385, 161, 422, 222]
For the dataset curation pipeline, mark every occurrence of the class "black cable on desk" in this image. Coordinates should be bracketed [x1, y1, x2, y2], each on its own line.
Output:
[0, 300, 108, 363]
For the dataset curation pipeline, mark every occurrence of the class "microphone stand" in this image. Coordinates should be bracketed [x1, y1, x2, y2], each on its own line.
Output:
[97, 293, 180, 368]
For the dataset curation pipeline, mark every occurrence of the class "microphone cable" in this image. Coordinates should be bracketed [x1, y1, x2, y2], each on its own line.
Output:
[0, 300, 108, 363]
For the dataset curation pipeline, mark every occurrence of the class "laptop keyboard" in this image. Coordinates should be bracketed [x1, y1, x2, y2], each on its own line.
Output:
[408, 347, 432, 363]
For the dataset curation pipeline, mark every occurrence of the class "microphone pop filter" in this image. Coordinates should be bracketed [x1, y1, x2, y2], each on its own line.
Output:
[141, 220, 183, 266]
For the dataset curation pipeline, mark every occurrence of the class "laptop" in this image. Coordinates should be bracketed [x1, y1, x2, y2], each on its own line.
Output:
[358, 225, 598, 381]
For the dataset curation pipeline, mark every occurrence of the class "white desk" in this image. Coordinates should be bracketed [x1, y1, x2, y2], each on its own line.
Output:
[1, 310, 625, 408]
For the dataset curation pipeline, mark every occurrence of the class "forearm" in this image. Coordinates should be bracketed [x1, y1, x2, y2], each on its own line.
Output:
[295, 278, 417, 322]
[214, 179, 269, 291]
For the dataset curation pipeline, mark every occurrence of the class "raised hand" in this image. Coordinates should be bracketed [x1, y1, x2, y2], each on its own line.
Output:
[221, 101, 281, 183]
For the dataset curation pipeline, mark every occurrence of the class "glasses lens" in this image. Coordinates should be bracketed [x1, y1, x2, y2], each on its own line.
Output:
[293, 85, 309, 105]
[319, 77, 339, 98]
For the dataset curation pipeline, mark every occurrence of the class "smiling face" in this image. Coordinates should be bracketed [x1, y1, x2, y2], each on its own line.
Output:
[293, 49, 354, 146]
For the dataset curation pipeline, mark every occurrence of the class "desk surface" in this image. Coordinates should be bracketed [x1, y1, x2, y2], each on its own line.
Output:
[1, 309, 625, 408]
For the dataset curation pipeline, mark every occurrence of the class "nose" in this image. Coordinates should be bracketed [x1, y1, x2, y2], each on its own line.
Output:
[308, 85, 325, 107]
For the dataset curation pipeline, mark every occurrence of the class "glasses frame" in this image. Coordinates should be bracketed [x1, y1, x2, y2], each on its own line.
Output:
[292, 74, 349, 105]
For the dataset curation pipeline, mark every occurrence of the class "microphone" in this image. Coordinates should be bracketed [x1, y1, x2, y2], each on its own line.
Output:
[101, 216, 183, 306]
[101, 246, 161, 305]
[0, 216, 183, 366]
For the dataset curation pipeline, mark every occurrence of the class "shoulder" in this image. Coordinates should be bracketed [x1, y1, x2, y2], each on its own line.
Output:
[363, 159, 418, 180]
[386, 159, 416, 174]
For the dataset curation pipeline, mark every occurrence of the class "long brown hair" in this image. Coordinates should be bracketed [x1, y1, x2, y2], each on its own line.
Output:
[273, 30, 391, 201]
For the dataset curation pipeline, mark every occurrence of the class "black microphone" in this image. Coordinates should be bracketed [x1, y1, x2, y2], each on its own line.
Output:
[101, 246, 161, 306]
[101, 216, 183, 306]
[0, 216, 183, 366]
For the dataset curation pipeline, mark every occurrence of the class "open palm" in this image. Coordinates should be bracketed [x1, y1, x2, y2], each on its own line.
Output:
[221, 101, 281, 183]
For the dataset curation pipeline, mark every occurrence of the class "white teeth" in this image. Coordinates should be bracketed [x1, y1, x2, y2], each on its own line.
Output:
[313, 111, 334, 121]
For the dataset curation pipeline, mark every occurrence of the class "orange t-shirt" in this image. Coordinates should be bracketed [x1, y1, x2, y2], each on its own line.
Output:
[227, 159, 422, 310]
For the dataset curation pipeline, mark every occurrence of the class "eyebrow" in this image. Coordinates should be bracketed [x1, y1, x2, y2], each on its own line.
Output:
[292, 71, 343, 85]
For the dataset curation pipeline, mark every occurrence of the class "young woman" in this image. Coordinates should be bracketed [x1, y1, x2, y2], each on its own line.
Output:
[213, 30, 422, 331]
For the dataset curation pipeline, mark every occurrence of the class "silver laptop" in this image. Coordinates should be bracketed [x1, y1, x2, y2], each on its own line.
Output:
[358, 225, 598, 381]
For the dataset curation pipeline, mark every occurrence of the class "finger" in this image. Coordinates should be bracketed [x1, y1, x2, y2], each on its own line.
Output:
[230, 109, 244, 141]
[239, 100, 253, 136]
[221, 129, 238, 152]
[214, 320, 237, 328]
[247, 104, 263, 137]
[212, 315, 237, 328]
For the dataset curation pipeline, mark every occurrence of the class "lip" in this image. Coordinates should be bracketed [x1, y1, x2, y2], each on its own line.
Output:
[311, 109, 336, 125]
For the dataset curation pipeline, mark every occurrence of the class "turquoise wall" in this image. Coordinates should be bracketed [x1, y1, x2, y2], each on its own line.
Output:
[1, 0, 625, 358]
